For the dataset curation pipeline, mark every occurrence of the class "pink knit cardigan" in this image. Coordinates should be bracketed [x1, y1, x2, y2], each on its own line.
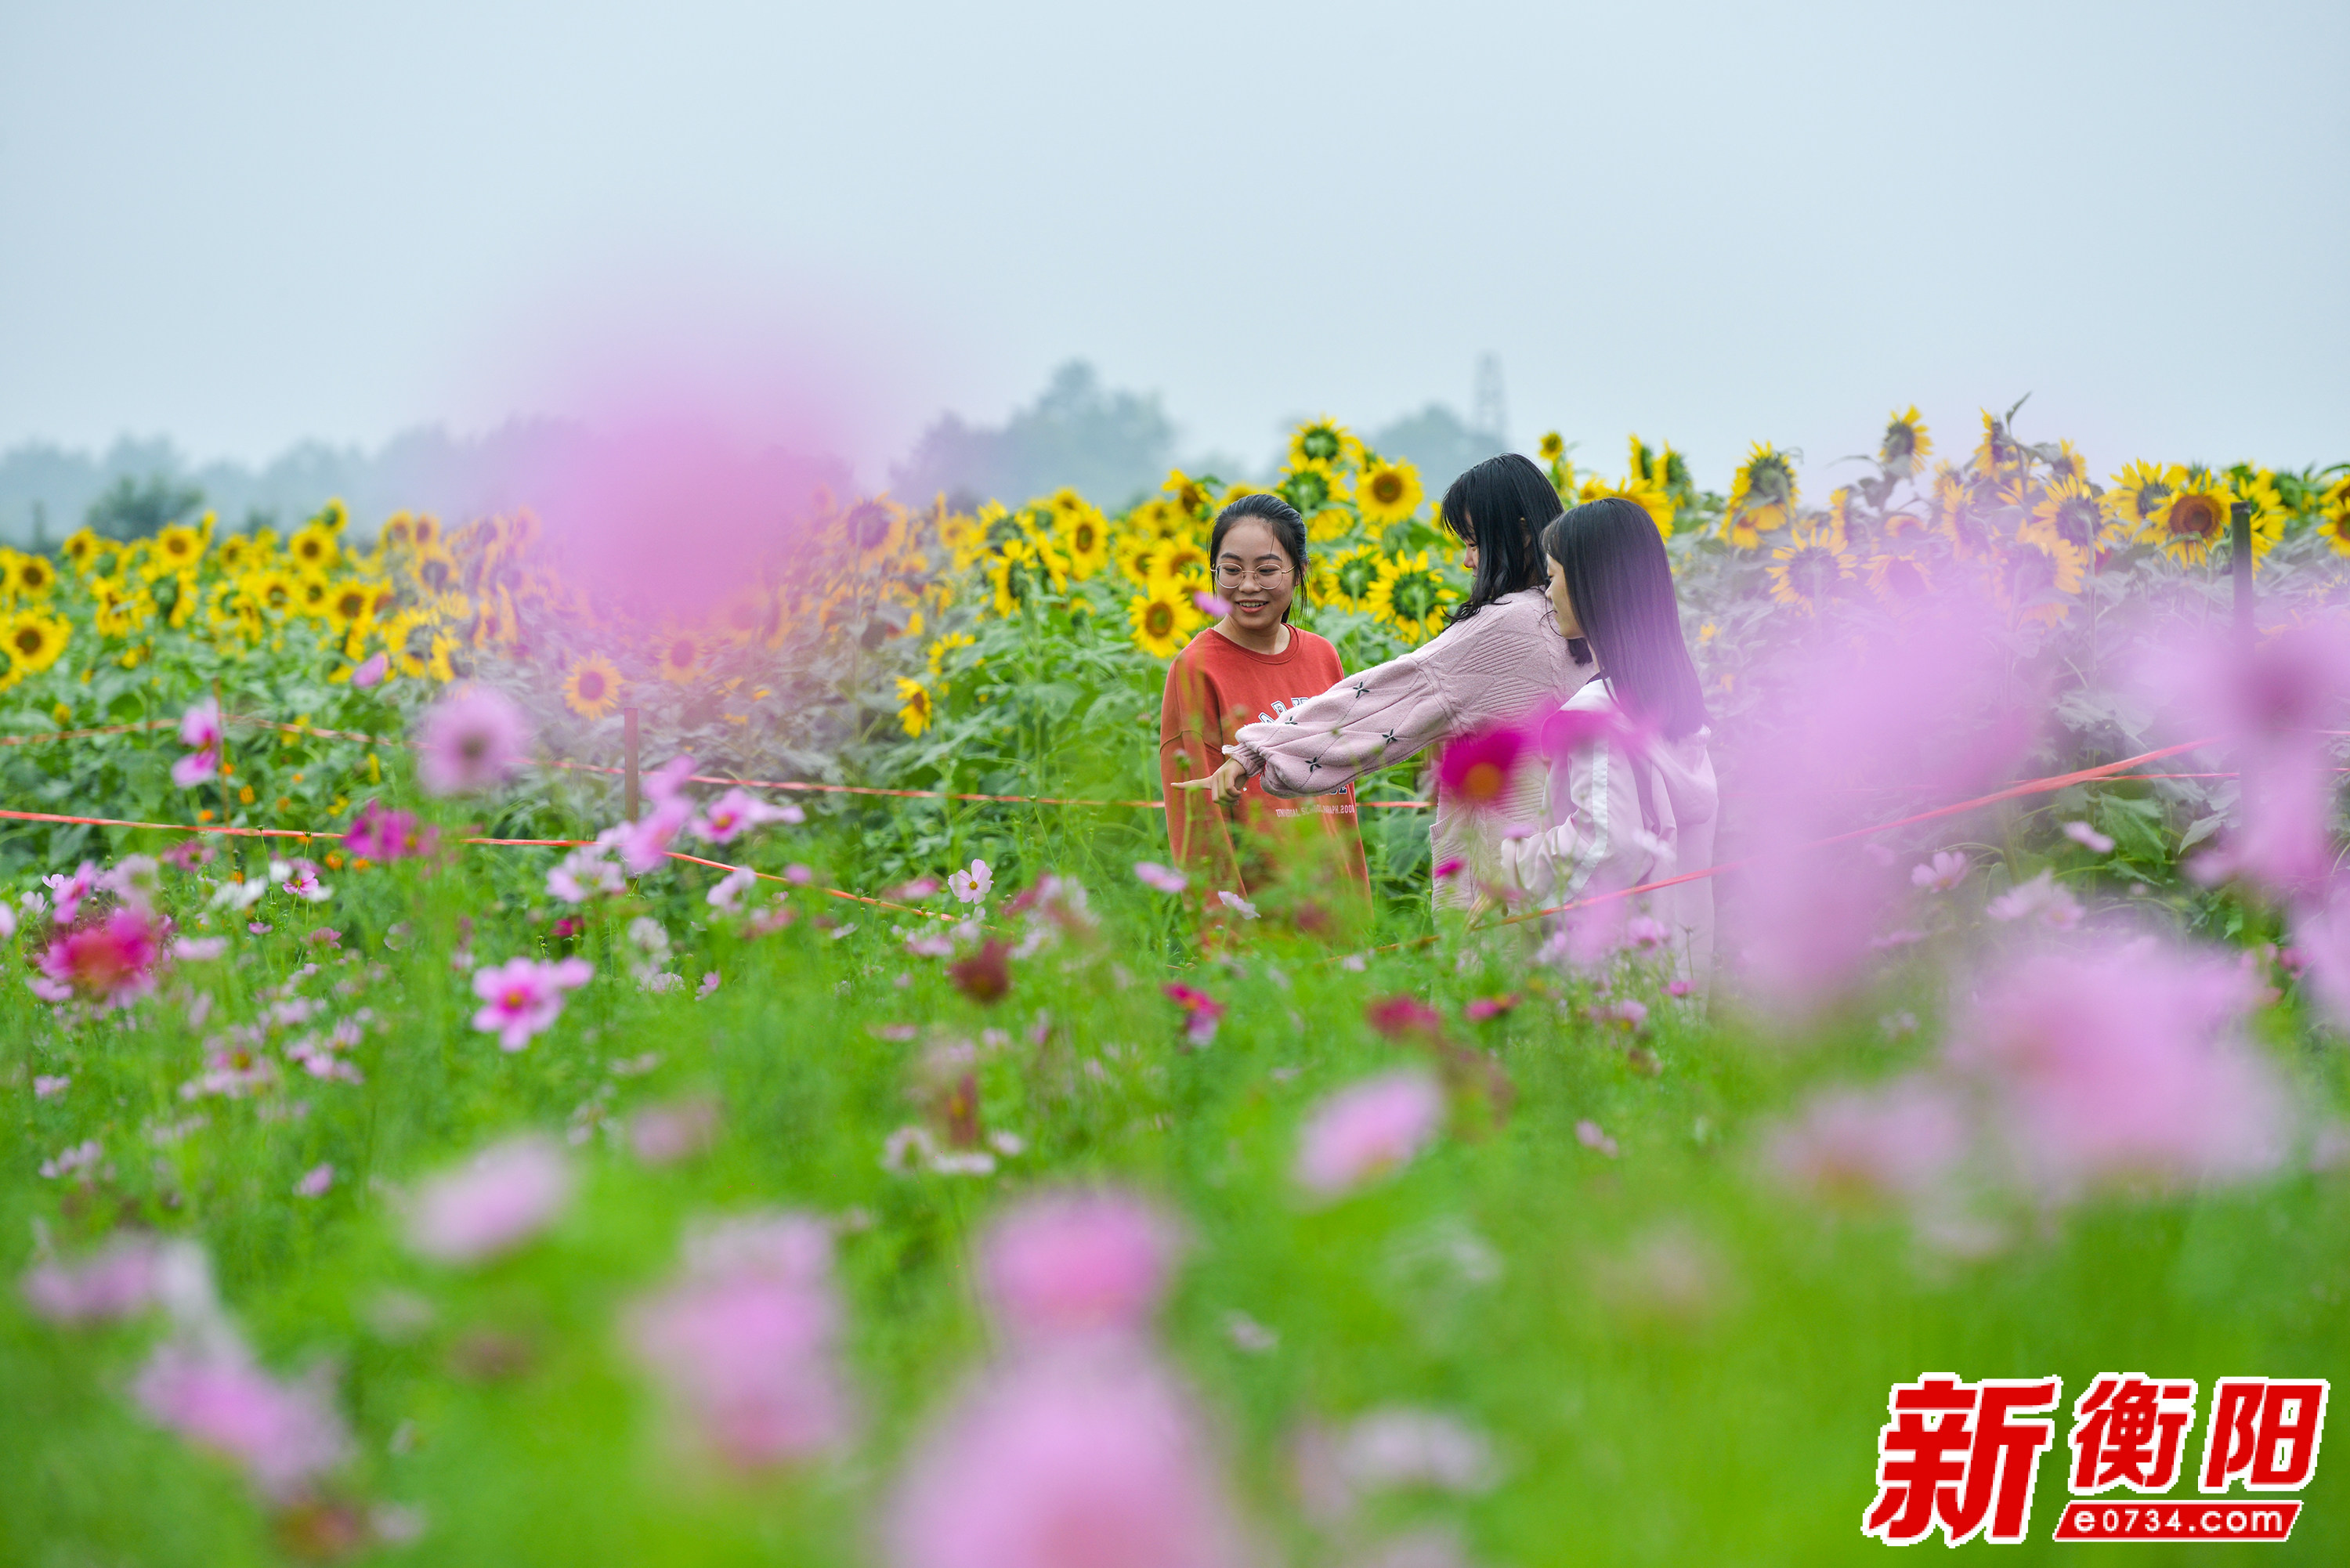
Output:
[1225, 589, 1590, 909]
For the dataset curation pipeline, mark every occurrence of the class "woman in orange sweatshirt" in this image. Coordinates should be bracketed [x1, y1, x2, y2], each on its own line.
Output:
[1157, 493, 1369, 933]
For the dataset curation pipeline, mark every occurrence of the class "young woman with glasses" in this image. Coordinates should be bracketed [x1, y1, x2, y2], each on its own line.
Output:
[1157, 492, 1370, 932]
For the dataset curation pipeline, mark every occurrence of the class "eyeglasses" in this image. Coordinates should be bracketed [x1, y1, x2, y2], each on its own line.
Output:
[1216, 562, 1293, 586]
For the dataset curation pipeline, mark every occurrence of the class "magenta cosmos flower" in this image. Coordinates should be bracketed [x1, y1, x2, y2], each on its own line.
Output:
[469, 956, 593, 1051]
[1294, 1070, 1445, 1197]
[626, 1212, 854, 1467]
[344, 800, 435, 862]
[885, 1352, 1253, 1568]
[978, 1188, 1184, 1349]
[33, 907, 164, 1007]
[415, 684, 532, 796]
[1434, 720, 1533, 814]
[404, 1134, 574, 1264]
[692, 786, 801, 843]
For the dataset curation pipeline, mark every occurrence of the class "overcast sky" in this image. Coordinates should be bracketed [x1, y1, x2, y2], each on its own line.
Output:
[2, 0, 2344, 493]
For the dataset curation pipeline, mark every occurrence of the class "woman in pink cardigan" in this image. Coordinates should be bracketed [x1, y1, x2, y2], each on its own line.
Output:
[1180, 453, 1590, 911]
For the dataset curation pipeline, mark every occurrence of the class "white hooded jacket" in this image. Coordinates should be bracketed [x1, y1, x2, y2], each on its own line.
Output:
[1495, 674, 1718, 985]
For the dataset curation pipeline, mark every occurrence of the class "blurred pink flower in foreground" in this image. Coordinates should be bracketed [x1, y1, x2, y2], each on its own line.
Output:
[643, 753, 698, 804]
[20, 1234, 206, 1324]
[1911, 851, 1969, 892]
[2062, 820, 2114, 854]
[1945, 941, 2287, 1199]
[631, 1095, 721, 1165]
[172, 699, 224, 787]
[2151, 619, 2350, 902]
[33, 907, 164, 1007]
[1133, 862, 1188, 894]
[885, 1352, 1251, 1568]
[978, 1189, 1184, 1349]
[692, 786, 801, 842]
[132, 1337, 349, 1502]
[350, 651, 388, 688]
[344, 800, 435, 862]
[627, 1212, 853, 1467]
[1763, 1077, 1969, 1206]
[1162, 984, 1224, 1046]
[1295, 1071, 1444, 1197]
[617, 798, 693, 875]
[415, 684, 531, 797]
[1983, 869, 2083, 930]
[2291, 894, 2350, 1029]
[469, 956, 594, 1051]
[405, 1134, 573, 1263]
[1435, 720, 1533, 815]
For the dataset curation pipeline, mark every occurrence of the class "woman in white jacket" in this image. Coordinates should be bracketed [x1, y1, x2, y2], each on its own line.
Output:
[1501, 495, 1718, 985]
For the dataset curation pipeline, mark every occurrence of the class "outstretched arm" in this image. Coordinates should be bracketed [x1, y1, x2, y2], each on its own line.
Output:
[1217, 655, 1449, 800]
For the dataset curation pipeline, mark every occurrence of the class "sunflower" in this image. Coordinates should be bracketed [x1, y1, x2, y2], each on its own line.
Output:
[1357, 457, 1424, 527]
[1113, 530, 1166, 587]
[1126, 497, 1191, 542]
[242, 568, 299, 618]
[2316, 475, 2350, 558]
[1287, 416, 1362, 473]
[5, 610, 70, 675]
[1305, 508, 1355, 544]
[716, 588, 777, 645]
[215, 533, 259, 575]
[1879, 406, 1932, 478]
[845, 500, 907, 567]
[926, 630, 975, 680]
[654, 629, 707, 685]
[2025, 474, 2112, 555]
[2146, 470, 2234, 565]
[1998, 532, 2087, 627]
[1149, 536, 1210, 587]
[895, 677, 934, 737]
[1278, 464, 1350, 517]
[60, 529, 104, 575]
[410, 515, 440, 551]
[564, 654, 624, 719]
[1865, 549, 1936, 606]
[1056, 500, 1110, 580]
[409, 544, 461, 598]
[989, 536, 1067, 617]
[1128, 580, 1206, 659]
[378, 512, 418, 553]
[146, 521, 206, 576]
[287, 522, 338, 573]
[1364, 551, 1452, 645]
[1538, 432, 1566, 464]
[1163, 469, 1217, 518]
[1932, 464, 1996, 561]
[1972, 410, 2020, 474]
[1766, 517, 1856, 615]
[938, 509, 991, 573]
[1723, 442, 1800, 546]
[13, 552, 56, 597]
[1578, 474, 1675, 539]
[1328, 544, 1384, 612]
[295, 573, 336, 620]
[2229, 468, 2290, 562]
[2047, 440, 2088, 483]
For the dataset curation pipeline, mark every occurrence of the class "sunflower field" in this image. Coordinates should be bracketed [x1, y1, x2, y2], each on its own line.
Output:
[5, 406, 2350, 1566]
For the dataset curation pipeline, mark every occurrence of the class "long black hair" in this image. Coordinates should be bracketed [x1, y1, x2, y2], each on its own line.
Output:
[1209, 492, 1307, 623]
[1439, 453, 1561, 623]
[1542, 496, 1708, 739]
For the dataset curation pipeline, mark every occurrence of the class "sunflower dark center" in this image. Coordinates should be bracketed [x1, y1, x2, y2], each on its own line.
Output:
[1144, 602, 1174, 637]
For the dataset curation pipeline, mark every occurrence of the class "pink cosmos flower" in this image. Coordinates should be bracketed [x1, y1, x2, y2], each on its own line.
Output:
[132, 1335, 349, 1502]
[179, 697, 223, 749]
[469, 956, 593, 1051]
[42, 862, 99, 924]
[1911, 851, 1969, 892]
[1162, 984, 1225, 1046]
[686, 785, 799, 846]
[34, 907, 164, 1007]
[1194, 591, 1231, 616]
[1431, 858, 1466, 881]
[2290, 894, 2350, 1029]
[949, 858, 993, 905]
[2062, 820, 2115, 854]
[280, 860, 330, 902]
[707, 865, 757, 909]
[404, 1133, 573, 1263]
[627, 1212, 854, 1466]
[415, 684, 531, 796]
[19, 1233, 193, 1324]
[171, 932, 229, 963]
[343, 800, 435, 862]
[1762, 1077, 1970, 1206]
[1574, 1119, 1619, 1157]
[1215, 890, 1257, 919]
[548, 833, 627, 901]
[1365, 996, 1444, 1040]
[884, 1351, 1253, 1568]
[294, 1164, 334, 1198]
[616, 797, 692, 875]
[350, 651, 388, 688]
[1295, 1071, 1445, 1196]
[978, 1189, 1184, 1348]
[1944, 941, 2288, 1199]
[1983, 869, 2083, 930]
[1133, 862, 1189, 895]
[1462, 993, 1519, 1023]
[2150, 618, 2350, 901]
[1435, 720, 1534, 815]
[631, 1096, 721, 1165]
[172, 746, 221, 788]
[34, 1072, 69, 1097]
[643, 753, 698, 804]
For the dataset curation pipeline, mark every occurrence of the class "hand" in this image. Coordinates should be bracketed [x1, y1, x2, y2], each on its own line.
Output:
[1173, 758, 1249, 807]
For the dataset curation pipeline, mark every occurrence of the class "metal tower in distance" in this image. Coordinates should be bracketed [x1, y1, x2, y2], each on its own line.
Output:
[1472, 353, 1508, 450]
